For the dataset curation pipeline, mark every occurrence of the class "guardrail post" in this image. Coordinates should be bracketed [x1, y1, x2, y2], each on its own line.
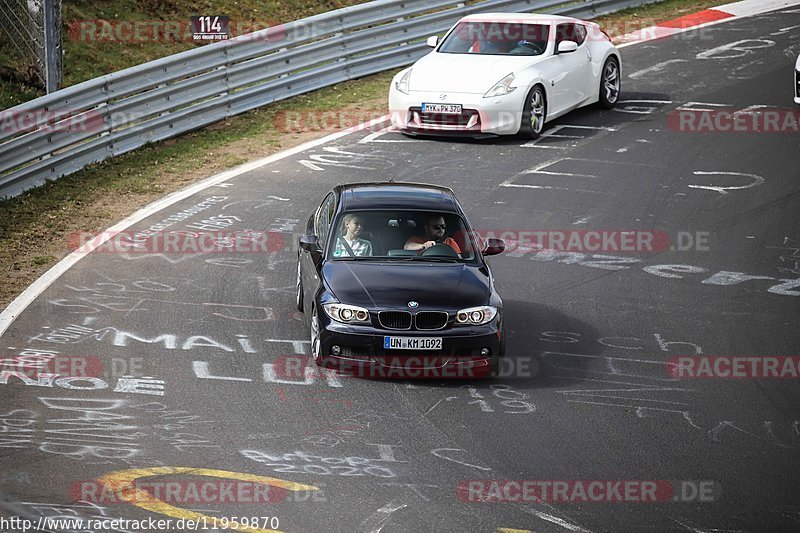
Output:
[42, 0, 61, 93]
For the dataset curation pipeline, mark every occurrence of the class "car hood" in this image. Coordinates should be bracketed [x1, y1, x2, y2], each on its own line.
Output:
[409, 52, 546, 94]
[322, 261, 491, 310]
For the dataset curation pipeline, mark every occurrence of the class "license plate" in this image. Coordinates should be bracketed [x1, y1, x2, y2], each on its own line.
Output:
[421, 103, 462, 114]
[384, 336, 442, 350]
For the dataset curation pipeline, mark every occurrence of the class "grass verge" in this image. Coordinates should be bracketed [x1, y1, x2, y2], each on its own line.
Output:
[0, 0, 730, 310]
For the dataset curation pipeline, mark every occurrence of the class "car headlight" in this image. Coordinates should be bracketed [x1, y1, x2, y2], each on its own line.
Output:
[455, 305, 497, 326]
[483, 73, 517, 98]
[395, 69, 412, 95]
[323, 303, 371, 324]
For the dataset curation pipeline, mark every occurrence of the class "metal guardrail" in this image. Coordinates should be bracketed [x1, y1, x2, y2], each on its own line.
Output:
[0, 0, 657, 199]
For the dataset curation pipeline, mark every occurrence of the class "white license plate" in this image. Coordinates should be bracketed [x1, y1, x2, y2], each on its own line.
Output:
[421, 103, 462, 114]
[384, 336, 442, 350]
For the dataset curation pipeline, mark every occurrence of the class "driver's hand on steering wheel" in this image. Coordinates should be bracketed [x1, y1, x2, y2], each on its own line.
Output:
[423, 240, 437, 249]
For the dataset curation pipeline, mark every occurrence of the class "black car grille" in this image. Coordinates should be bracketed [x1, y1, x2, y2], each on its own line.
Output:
[414, 311, 449, 330]
[378, 311, 412, 330]
[409, 107, 481, 130]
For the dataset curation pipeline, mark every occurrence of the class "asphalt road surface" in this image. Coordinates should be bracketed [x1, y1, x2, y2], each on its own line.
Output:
[1, 6, 799, 533]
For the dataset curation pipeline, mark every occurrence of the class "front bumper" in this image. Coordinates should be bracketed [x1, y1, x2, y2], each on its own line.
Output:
[317, 318, 502, 378]
[389, 88, 527, 136]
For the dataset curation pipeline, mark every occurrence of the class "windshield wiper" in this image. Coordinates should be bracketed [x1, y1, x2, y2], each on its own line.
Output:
[404, 256, 461, 263]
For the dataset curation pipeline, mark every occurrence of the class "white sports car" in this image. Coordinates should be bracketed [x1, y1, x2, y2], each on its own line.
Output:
[795, 54, 800, 105]
[389, 13, 621, 138]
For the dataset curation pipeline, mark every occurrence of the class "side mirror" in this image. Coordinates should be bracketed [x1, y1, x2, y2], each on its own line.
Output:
[299, 234, 321, 253]
[426, 35, 439, 48]
[557, 40, 578, 54]
[483, 238, 505, 256]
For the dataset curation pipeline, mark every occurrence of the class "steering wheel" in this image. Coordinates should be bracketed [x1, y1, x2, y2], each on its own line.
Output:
[422, 243, 459, 258]
[518, 41, 544, 55]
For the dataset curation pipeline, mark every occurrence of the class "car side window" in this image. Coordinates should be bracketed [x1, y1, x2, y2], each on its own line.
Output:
[556, 23, 585, 47]
[574, 24, 587, 45]
[316, 193, 336, 247]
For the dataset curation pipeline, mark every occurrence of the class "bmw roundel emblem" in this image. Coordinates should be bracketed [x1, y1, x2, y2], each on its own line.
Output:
[408, 301, 419, 308]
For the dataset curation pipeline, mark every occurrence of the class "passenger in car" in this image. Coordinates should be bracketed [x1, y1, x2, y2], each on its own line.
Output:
[404, 215, 462, 255]
[333, 214, 373, 257]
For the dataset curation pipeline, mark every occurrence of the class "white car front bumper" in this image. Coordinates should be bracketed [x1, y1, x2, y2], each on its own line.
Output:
[389, 88, 529, 136]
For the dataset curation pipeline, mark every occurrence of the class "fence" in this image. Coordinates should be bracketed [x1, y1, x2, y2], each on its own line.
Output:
[0, 0, 62, 93]
[0, 0, 659, 200]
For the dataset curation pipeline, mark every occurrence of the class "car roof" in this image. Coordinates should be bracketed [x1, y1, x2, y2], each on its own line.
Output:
[459, 13, 583, 24]
[335, 182, 461, 213]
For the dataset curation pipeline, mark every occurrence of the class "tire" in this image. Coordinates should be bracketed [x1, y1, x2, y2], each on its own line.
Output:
[521, 85, 547, 139]
[598, 56, 621, 109]
[310, 306, 324, 367]
[295, 256, 304, 313]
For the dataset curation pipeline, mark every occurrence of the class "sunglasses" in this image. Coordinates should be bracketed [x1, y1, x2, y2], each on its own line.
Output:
[428, 224, 446, 230]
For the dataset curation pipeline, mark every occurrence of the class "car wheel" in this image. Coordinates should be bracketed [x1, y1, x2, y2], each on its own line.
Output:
[295, 257, 304, 313]
[598, 56, 621, 109]
[310, 306, 324, 367]
[521, 85, 547, 139]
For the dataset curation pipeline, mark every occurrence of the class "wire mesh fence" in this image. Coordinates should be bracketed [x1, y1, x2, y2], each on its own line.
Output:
[0, 0, 62, 92]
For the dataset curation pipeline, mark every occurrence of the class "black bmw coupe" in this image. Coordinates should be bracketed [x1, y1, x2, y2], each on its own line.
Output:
[296, 182, 506, 378]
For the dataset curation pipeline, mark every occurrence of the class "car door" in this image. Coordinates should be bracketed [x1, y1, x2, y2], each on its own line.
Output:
[549, 23, 593, 115]
[301, 192, 336, 313]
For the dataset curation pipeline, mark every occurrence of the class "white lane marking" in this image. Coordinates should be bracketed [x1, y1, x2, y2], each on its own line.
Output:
[628, 59, 688, 79]
[0, 115, 389, 337]
[613, 100, 674, 114]
[499, 183, 611, 195]
[430, 448, 492, 471]
[522, 144, 567, 149]
[358, 125, 423, 143]
[556, 125, 618, 131]
[676, 102, 730, 112]
[521, 125, 617, 148]
[545, 134, 585, 139]
[717, 0, 800, 17]
[358, 501, 408, 533]
[522, 508, 593, 533]
[524, 170, 599, 179]
[688, 171, 765, 194]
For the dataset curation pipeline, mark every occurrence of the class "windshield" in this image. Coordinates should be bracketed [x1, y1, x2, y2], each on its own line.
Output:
[438, 21, 551, 56]
[327, 210, 481, 263]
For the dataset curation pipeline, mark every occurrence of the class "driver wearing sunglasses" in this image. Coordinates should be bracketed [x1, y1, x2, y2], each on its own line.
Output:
[404, 215, 462, 255]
